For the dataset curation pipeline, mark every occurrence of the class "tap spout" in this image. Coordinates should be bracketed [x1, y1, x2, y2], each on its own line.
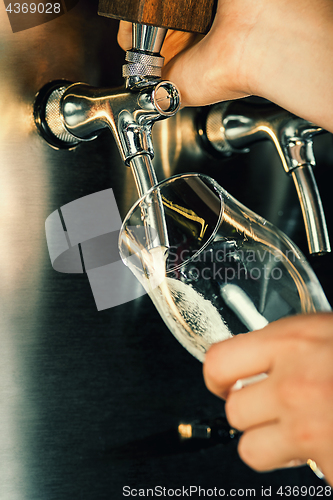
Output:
[291, 164, 330, 255]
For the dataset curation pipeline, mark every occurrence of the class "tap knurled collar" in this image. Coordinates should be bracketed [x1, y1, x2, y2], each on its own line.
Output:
[206, 103, 236, 156]
[123, 50, 164, 79]
[45, 86, 80, 145]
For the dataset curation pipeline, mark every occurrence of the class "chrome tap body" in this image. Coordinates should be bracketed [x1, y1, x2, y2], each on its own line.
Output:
[34, 24, 179, 250]
[60, 80, 179, 197]
[205, 100, 331, 255]
[34, 25, 180, 198]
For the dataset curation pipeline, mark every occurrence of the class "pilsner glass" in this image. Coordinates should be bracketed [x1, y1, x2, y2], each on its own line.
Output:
[119, 173, 331, 361]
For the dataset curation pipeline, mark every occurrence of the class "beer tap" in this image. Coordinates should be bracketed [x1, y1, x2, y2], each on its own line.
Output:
[34, 0, 216, 249]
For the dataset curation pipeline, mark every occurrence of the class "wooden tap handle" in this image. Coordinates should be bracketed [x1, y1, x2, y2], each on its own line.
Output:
[98, 0, 217, 34]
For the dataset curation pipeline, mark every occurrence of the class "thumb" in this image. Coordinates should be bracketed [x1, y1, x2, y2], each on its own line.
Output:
[117, 21, 133, 51]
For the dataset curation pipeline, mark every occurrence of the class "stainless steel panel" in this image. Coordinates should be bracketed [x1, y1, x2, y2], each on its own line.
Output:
[1, 1, 332, 498]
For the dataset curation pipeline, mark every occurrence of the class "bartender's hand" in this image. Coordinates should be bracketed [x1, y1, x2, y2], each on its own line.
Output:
[203, 313, 333, 486]
[117, 0, 333, 133]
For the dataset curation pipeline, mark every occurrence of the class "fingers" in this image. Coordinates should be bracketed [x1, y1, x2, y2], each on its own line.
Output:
[203, 329, 274, 398]
[225, 376, 278, 431]
[161, 1, 251, 107]
[162, 31, 239, 107]
[161, 30, 201, 65]
[238, 423, 305, 472]
[203, 314, 332, 399]
[203, 314, 333, 479]
[117, 21, 132, 51]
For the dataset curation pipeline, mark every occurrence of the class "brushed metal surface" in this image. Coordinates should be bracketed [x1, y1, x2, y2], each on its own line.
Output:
[0, 1, 332, 498]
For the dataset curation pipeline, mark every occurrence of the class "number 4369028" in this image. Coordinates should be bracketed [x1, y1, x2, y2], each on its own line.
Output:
[6, 3, 61, 14]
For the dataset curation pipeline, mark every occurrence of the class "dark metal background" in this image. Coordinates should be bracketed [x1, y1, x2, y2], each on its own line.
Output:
[1, 1, 333, 498]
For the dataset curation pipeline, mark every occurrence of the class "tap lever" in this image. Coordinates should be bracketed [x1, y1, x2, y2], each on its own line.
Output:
[98, 0, 216, 34]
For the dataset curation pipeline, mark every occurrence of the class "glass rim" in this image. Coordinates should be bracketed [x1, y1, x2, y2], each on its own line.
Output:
[118, 172, 224, 273]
